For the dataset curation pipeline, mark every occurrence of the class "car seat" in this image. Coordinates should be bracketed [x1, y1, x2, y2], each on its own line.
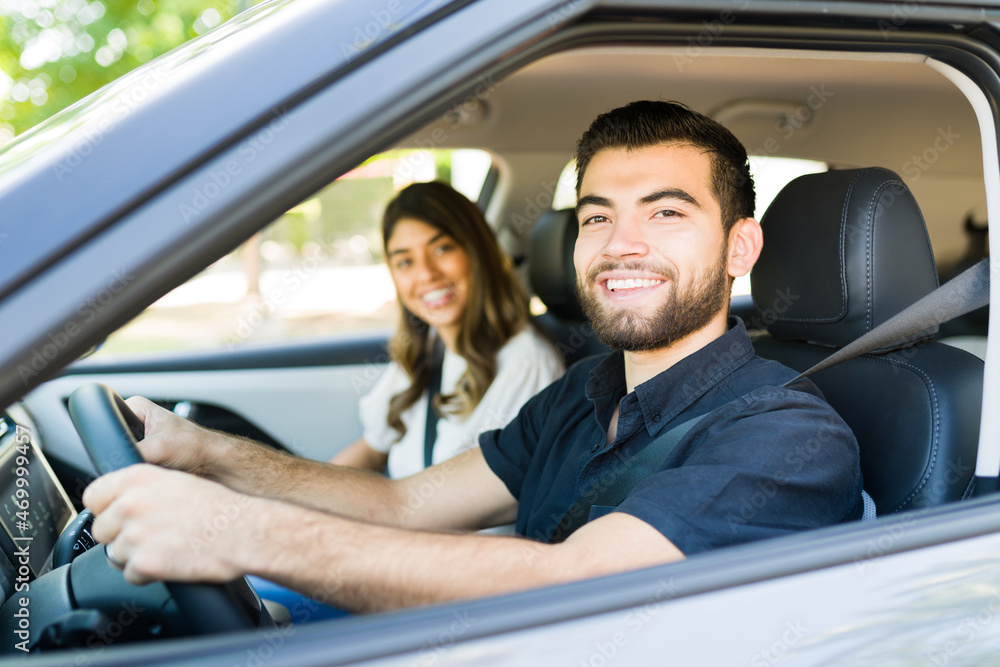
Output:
[528, 208, 611, 365]
[751, 167, 984, 514]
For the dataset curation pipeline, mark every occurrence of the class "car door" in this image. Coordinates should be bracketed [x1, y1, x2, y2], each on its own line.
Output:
[5, 0, 1000, 665]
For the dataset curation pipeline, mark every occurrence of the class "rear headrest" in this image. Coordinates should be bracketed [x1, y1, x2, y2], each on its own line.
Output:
[751, 168, 939, 348]
[529, 208, 586, 320]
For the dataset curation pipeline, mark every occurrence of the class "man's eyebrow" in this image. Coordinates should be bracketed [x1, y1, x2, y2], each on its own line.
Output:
[387, 231, 446, 257]
[575, 195, 613, 215]
[639, 188, 703, 210]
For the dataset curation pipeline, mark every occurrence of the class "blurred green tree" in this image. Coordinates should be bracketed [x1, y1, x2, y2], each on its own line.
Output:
[0, 0, 253, 145]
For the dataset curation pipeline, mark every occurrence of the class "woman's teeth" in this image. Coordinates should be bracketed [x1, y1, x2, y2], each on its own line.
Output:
[422, 287, 451, 303]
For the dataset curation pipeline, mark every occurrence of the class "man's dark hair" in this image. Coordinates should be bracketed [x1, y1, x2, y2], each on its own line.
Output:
[575, 100, 755, 233]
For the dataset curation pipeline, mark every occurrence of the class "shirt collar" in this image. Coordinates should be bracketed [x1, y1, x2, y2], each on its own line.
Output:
[586, 317, 756, 435]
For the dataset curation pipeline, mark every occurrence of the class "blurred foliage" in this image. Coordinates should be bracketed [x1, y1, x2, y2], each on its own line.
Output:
[0, 0, 256, 145]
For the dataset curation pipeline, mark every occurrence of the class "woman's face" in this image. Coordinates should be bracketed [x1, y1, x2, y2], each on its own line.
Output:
[386, 218, 472, 346]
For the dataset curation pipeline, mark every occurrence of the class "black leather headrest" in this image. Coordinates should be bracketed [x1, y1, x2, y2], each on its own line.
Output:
[751, 168, 939, 348]
[529, 208, 587, 320]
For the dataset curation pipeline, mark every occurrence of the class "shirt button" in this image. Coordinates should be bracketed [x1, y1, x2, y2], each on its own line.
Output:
[590, 444, 600, 452]
[653, 413, 662, 422]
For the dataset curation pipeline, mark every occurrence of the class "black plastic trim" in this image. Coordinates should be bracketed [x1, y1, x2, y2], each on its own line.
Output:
[63, 333, 390, 374]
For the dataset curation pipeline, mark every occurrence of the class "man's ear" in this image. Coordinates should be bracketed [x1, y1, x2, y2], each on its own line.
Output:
[726, 217, 763, 279]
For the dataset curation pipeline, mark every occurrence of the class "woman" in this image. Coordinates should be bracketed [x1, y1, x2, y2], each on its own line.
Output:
[332, 181, 564, 478]
[255, 182, 563, 619]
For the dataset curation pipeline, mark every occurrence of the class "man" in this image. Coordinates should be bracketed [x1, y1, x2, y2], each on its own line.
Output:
[84, 101, 862, 613]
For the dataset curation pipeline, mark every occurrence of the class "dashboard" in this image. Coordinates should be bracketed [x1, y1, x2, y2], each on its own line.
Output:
[0, 391, 274, 652]
[0, 408, 77, 603]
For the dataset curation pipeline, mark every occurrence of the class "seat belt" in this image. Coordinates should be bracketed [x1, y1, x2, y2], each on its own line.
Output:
[547, 415, 706, 543]
[547, 258, 990, 542]
[783, 257, 990, 385]
[423, 337, 445, 469]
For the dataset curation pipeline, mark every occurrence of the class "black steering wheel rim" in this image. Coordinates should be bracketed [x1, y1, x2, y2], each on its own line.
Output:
[67, 382, 269, 635]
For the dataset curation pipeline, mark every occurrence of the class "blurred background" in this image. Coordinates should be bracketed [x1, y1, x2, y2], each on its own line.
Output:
[0, 0, 492, 356]
[0, 0, 254, 145]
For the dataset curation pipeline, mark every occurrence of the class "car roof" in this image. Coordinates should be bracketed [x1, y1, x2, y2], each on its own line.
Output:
[399, 46, 983, 268]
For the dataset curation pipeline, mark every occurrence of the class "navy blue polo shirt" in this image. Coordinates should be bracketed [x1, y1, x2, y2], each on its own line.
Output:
[479, 319, 863, 555]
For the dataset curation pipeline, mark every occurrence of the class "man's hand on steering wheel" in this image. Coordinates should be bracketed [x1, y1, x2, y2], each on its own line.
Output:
[83, 464, 253, 586]
[68, 383, 272, 633]
[125, 396, 230, 479]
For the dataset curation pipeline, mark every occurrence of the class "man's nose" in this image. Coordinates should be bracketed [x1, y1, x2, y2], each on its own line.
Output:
[602, 216, 649, 258]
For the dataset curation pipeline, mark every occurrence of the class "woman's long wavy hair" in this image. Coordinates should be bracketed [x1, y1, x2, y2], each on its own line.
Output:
[384, 181, 531, 439]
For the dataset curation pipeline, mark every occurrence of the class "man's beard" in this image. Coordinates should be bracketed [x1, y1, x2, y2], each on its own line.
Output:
[575, 248, 730, 352]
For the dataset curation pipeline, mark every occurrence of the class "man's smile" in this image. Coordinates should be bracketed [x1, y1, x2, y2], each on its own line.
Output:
[605, 277, 665, 292]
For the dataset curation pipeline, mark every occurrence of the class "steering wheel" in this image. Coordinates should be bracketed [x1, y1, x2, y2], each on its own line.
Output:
[67, 383, 271, 635]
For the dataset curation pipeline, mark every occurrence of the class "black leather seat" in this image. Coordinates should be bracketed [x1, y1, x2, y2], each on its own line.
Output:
[751, 167, 984, 514]
[528, 208, 611, 365]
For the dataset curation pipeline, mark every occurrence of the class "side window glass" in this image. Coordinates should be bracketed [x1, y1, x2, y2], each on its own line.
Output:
[95, 148, 494, 356]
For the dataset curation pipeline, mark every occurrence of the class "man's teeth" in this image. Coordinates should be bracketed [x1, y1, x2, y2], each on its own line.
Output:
[422, 287, 451, 303]
[606, 278, 663, 292]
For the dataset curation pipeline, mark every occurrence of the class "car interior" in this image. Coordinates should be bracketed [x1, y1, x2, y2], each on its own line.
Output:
[38, 45, 988, 479]
[1, 30, 996, 654]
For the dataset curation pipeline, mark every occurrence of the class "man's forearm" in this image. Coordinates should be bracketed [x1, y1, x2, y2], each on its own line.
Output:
[199, 435, 512, 534]
[240, 497, 587, 614]
[202, 432, 405, 526]
[83, 464, 682, 611]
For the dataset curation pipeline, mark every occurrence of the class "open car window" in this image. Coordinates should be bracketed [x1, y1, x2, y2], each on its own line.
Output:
[92, 148, 495, 356]
[0, 0, 998, 663]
